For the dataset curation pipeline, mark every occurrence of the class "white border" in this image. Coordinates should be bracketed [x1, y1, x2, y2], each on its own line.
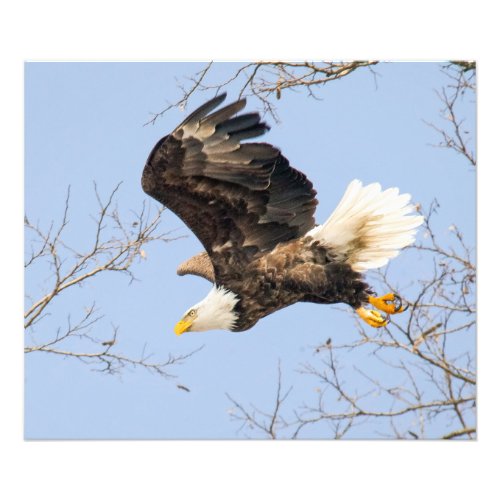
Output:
[4, 1, 498, 498]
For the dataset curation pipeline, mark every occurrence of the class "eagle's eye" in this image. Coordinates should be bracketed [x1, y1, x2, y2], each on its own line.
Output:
[188, 310, 196, 317]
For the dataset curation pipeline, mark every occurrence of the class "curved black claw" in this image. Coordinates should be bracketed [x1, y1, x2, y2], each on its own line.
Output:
[393, 294, 409, 313]
[383, 312, 392, 326]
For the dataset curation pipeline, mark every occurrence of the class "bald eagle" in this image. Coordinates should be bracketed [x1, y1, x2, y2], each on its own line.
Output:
[141, 94, 423, 334]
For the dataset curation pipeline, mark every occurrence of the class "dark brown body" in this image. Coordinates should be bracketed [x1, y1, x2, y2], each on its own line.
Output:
[213, 238, 371, 331]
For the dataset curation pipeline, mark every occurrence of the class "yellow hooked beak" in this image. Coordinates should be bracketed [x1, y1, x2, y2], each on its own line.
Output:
[174, 318, 193, 336]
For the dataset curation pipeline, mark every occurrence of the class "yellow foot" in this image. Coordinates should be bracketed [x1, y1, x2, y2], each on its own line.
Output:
[356, 307, 389, 328]
[368, 293, 407, 315]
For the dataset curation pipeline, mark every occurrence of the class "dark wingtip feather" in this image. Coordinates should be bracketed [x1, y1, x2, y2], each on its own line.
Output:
[176, 93, 227, 130]
[143, 94, 318, 256]
[200, 99, 247, 127]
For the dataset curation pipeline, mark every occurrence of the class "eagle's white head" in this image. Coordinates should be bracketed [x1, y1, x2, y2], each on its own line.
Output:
[174, 286, 239, 334]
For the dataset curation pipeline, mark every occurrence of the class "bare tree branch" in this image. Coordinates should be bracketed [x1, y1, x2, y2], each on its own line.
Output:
[145, 60, 379, 125]
[425, 62, 476, 167]
[25, 183, 198, 378]
[25, 333, 203, 379]
[226, 361, 293, 439]
[442, 427, 476, 440]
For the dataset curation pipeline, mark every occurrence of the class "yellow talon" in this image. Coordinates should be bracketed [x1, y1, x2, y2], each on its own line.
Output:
[368, 293, 407, 315]
[356, 307, 389, 328]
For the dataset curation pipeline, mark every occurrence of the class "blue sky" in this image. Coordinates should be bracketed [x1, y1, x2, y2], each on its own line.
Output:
[24, 62, 476, 439]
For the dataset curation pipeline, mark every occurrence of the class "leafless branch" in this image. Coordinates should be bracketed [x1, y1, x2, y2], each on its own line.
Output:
[425, 62, 476, 167]
[25, 332, 203, 379]
[24, 183, 197, 378]
[145, 61, 379, 125]
[144, 62, 214, 126]
[442, 427, 476, 440]
[226, 361, 293, 439]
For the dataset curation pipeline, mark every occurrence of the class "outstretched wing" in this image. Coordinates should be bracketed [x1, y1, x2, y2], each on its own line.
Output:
[141, 93, 318, 273]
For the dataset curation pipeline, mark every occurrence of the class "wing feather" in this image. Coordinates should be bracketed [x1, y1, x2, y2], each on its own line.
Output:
[142, 93, 318, 280]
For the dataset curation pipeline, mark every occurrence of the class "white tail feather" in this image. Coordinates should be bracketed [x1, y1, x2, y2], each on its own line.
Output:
[307, 180, 424, 272]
